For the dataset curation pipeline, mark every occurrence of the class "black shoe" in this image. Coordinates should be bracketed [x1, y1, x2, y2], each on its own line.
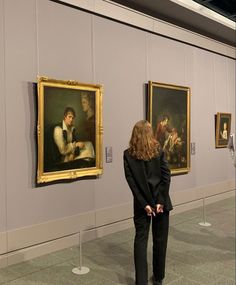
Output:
[152, 276, 163, 285]
[153, 281, 162, 285]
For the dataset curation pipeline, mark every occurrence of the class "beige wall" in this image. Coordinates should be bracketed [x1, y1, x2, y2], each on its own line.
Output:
[0, 0, 235, 264]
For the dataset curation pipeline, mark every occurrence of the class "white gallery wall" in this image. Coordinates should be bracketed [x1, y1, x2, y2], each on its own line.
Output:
[0, 0, 235, 265]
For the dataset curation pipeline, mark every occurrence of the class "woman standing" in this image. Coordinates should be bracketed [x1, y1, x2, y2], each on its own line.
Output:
[123, 120, 173, 285]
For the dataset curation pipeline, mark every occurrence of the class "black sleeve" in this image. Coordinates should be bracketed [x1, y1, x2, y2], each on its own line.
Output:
[123, 155, 148, 209]
[157, 151, 171, 204]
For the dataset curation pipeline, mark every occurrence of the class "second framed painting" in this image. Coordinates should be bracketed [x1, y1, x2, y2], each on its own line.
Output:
[37, 76, 103, 184]
[215, 112, 231, 148]
[147, 81, 191, 175]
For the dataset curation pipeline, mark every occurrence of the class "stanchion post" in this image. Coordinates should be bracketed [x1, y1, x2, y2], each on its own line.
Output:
[72, 230, 90, 275]
[198, 197, 211, 227]
[79, 230, 82, 270]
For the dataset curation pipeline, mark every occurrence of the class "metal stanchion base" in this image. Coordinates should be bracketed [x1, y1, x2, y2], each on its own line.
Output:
[72, 267, 90, 275]
[198, 222, 211, 227]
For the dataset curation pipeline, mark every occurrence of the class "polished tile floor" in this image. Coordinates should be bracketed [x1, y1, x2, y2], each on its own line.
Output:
[0, 196, 235, 285]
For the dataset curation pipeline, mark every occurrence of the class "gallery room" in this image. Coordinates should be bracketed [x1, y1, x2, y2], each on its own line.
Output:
[0, 0, 235, 284]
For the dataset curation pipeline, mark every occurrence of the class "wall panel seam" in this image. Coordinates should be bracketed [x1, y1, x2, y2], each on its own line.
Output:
[2, 0, 8, 258]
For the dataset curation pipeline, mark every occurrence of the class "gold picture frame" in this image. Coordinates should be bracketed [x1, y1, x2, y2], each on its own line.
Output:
[148, 81, 191, 175]
[37, 76, 103, 184]
[215, 112, 231, 148]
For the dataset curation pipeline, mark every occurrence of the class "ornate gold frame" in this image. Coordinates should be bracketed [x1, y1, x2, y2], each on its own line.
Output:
[37, 76, 103, 183]
[148, 81, 191, 175]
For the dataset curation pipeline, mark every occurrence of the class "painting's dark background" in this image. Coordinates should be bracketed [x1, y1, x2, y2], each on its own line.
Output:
[151, 86, 187, 132]
[44, 86, 95, 134]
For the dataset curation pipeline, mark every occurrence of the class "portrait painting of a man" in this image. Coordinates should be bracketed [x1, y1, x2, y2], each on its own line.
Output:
[37, 77, 103, 183]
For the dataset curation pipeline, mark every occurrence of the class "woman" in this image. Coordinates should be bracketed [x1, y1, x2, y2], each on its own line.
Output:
[123, 120, 173, 285]
[81, 93, 95, 148]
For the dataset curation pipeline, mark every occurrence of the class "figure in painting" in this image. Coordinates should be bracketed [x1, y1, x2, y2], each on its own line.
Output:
[81, 93, 96, 148]
[53, 107, 84, 163]
[44, 106, 96, 172]
[220, 122, 228, 140]
[163, 128, 184, 166]
[155, 115, 171, 147]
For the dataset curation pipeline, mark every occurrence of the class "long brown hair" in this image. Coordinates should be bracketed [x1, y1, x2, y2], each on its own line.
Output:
[128, 120, 160, 160]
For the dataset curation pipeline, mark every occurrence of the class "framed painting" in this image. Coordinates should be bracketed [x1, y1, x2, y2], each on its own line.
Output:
[147, 81, 191, 174]
[215, 112, 231, 148]
[37, 76, 103, 184]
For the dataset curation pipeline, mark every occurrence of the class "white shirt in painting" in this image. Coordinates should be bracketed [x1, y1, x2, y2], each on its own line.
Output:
[53, 120, 76, 163]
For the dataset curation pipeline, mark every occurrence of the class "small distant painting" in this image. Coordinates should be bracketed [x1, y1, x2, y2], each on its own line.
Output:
[215, 112, 231, 148]
[147, 81, 191, 175]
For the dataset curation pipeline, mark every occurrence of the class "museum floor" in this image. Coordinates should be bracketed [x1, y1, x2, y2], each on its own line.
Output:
[0, 196, 235, 285]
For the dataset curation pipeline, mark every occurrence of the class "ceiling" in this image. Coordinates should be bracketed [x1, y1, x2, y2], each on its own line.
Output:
[110, 0, 236, 47]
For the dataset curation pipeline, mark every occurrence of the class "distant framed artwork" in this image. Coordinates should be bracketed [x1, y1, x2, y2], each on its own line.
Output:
[147, 81, 191, 175]
[37, 76, 103, 184]
[215, 112, 231, 148]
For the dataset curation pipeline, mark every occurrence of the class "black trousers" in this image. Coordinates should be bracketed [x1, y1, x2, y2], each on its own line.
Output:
[133, 210, 169, 285]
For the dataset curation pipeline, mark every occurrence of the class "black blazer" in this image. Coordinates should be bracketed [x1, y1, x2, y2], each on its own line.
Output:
[123, 149, 173, 212]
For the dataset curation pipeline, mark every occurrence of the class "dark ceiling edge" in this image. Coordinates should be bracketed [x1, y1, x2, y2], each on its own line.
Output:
[111, 0, 236, 47]
[193, 0, 236, 22]
[50, 0, 236, 60]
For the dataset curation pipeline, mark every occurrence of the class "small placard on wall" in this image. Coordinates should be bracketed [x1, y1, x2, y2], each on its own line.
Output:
[105, 146, 113, 163]
[191, 142, 196, 155]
